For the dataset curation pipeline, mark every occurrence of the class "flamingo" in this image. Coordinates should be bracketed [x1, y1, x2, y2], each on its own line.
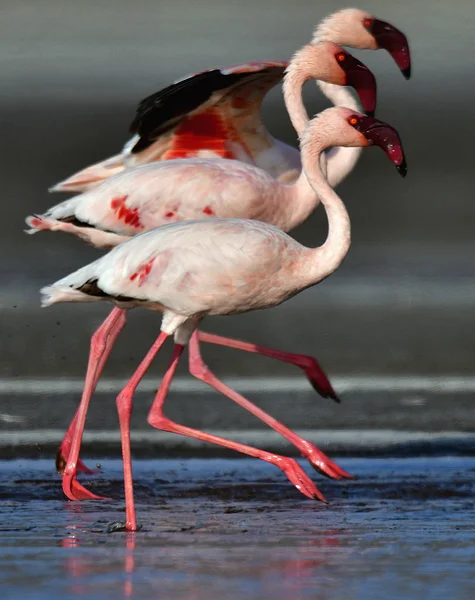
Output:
[40, 106, 407, 530]
[27, 42, 376, 488]
[50, 8, 410, 193]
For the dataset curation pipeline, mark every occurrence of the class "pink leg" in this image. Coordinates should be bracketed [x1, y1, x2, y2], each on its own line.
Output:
[190, 332, 352, 480]
[115, 331, 170, 532]
[57, 308, 127, 476]
[197, 331, 339, 402]
[147, 342, 327, 503]
[62, 307, 127, 501]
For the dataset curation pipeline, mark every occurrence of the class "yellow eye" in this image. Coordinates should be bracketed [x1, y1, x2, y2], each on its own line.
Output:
[349, 116, 359, 126]
[363, 18, 373, 28]
[336, 52, 346, 62]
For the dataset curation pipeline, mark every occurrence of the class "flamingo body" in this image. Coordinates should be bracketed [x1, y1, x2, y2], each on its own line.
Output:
[28, 158, 310, 247]
[42, 219, 308, 320]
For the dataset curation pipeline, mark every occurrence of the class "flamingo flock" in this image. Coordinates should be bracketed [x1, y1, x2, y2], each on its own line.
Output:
[27, 8, 411, 531]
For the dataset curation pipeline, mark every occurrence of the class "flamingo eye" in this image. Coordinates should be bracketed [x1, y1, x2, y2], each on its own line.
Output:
[348, 116, 360, 127]
[363, 18, 373, 29]
[336, 52, 346, 63]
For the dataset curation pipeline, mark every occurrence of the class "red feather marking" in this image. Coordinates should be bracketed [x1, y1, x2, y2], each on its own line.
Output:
[181, 112, 229, 138]
[163, 110, 237, 160]
[129, 258, 155, 285]
[110, 195, 142, 229]
[203, 206, 214, 216]
[110, 195, 128, 210]
[165, 211, 175, 218]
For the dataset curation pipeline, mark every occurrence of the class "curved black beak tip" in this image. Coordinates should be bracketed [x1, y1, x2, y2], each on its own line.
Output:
[396, 159, 407, 178]
[401, 66, 411, 80]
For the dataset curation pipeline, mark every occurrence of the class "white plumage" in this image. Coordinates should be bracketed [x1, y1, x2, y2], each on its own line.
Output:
[41, 218, 305, 316]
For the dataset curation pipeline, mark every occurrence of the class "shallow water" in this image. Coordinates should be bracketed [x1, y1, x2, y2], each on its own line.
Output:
[1, 457, 475, 599]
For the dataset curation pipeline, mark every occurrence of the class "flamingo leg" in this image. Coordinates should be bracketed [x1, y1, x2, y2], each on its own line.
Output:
[62, 307, 127, 501]
[197, 330, 339, 402]
[57, 307, 127, 476]
[115, 331, 170, 532]
[189, 332, 352, 480]
[147, 341, 327, 503]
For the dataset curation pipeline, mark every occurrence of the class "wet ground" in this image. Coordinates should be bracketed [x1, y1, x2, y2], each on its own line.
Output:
[1, 457, 475, 599]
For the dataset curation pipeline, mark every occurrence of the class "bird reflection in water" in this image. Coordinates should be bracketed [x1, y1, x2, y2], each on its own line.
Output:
[61, 532, 136, 598]
[59, 503, 346, 598]
[60, 503, 136, 598]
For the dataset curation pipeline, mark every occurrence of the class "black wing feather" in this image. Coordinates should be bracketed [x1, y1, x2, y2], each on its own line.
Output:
[77, 279, 135, 303]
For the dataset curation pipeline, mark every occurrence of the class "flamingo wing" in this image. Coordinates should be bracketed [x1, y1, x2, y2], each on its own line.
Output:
[129, 61, 287, 155]
[50, 61, 287, 193]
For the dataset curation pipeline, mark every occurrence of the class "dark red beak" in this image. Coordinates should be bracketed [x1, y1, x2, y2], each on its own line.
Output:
[341, 54, 377, 117]
[365, 19, 411, 80]
[358, 116, 407, 177]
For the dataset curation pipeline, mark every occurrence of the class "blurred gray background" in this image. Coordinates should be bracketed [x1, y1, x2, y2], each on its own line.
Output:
[1, 0, 474, 455]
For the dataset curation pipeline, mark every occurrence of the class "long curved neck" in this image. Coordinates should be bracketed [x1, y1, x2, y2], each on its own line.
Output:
[280, 52, 327, 230]
[282, 54, 312, 138]
[281, 154, 325, 231]
[298, 133, 351, 286]
[281, 52, 360, 230]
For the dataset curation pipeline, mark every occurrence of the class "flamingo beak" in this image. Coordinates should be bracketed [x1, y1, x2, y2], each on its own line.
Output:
[359, 116, 407, 177]
[342, 55, 377, 117]
[368, 19, 411, 79]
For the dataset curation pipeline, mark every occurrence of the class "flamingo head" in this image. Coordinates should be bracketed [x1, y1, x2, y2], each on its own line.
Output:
[293, 42, 377, 116]
[302, 107, 407, 177]
[313, 8, 411, 80]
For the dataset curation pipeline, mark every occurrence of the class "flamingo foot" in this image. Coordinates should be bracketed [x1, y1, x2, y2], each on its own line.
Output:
[303, 445, 354, 480]
[62, 466, 110, 501]
[56, 444, 100, 475]
[104, 521, 142, 534]
[302, 358, 341, 403]
[68, 476, 109, 501]
[76, 458, 99, 475]
[280, 457, 328, 503]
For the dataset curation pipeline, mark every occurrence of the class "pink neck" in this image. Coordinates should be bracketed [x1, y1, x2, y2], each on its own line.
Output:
[298, 133, 351, 286]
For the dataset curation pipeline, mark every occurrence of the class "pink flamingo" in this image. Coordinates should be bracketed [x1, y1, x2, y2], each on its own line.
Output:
[41, 106, 407, 530]
[51, 8, 410, 193]
[27, 42, 376, 489]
